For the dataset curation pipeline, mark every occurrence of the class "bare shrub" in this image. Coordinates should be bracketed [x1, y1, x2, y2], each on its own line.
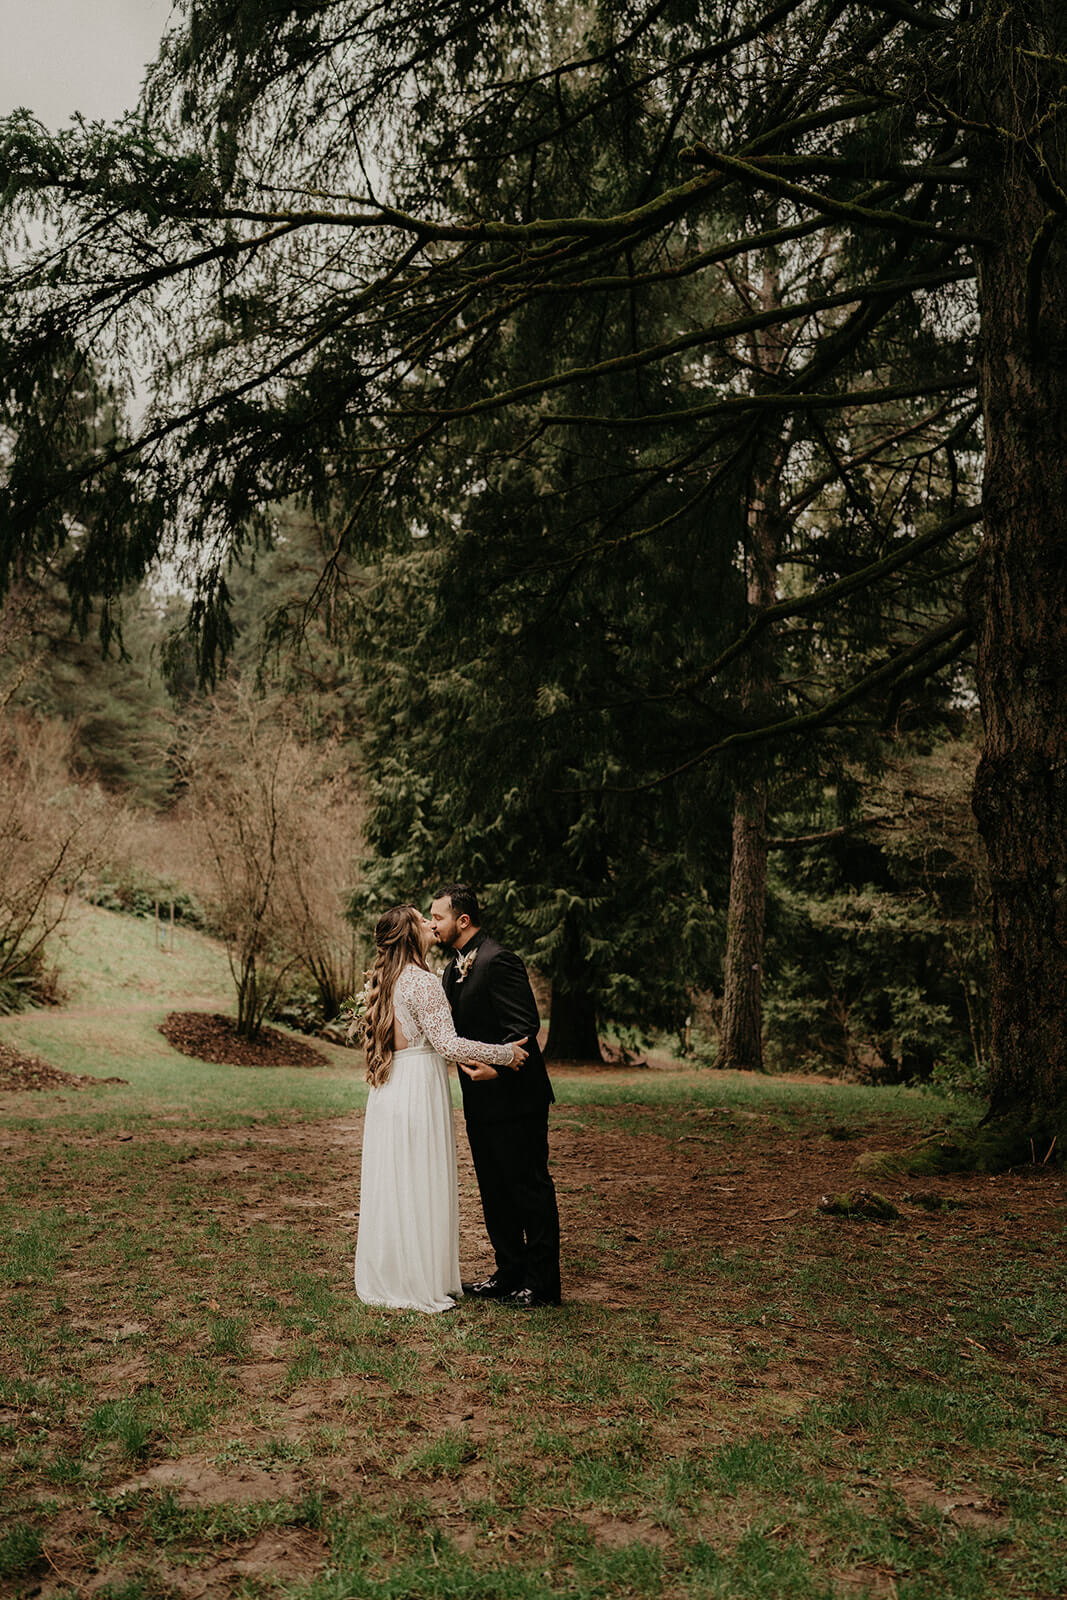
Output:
[90, 807, 216, 926]
[182, 686, 363, 1039]
[0, 714, 122, 1010]
[274, 771, 365, 1021]
[0, 588, 44, 717]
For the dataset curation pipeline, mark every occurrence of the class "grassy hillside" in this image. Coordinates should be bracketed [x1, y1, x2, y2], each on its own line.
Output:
[0, 900, 365, 1130]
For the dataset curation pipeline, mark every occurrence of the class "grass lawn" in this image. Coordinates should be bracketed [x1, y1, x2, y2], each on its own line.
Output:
[0, 904, 1064, 1598]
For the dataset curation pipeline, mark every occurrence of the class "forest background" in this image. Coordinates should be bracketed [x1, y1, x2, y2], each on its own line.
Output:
[0, 0, 1064, 1146]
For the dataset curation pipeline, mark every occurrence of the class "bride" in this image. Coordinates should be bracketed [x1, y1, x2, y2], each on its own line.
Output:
[353, 905, 527, 1312]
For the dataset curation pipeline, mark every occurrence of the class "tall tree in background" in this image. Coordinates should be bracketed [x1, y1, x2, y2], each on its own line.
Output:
[965, 3, 1067, 1130]
[344, 5, 742, 1053]
[0, 349, 174, 801]
[7, 573, 176, 806]
[0, 1, 1062, 1137]
[349, 0, 977, 1060]
[351, 438, 734, 1058]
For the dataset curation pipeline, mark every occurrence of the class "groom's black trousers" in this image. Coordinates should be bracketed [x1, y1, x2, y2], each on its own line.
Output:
[465, 1112, 561, 1303]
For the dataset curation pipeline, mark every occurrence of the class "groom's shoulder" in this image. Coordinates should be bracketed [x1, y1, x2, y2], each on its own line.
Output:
[480, 937, 530, 976]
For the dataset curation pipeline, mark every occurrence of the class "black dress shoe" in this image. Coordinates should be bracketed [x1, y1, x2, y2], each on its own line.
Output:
[503, 1287, 561, 1310]
[462, 1275, 513, 1299]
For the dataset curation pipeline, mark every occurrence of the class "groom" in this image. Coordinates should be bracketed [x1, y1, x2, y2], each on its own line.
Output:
[430, 883, 561, 1308]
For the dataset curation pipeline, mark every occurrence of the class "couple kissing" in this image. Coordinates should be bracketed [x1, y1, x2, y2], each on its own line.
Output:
[351, 884, 561, 1313]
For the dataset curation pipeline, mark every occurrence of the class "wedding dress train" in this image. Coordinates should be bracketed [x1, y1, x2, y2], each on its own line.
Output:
[354, 964, 514, 1313]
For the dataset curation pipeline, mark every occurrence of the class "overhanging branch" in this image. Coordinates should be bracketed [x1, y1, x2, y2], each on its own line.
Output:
[685, 504, 981, 691]
[613, 614, 973, 791]
[681, 144, 990, 246]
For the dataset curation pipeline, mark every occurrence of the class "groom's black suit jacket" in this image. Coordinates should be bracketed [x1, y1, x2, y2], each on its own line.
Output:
[442, 932, 553, 1125]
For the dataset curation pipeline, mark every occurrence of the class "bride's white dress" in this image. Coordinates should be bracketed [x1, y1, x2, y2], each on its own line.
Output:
[354, 963, 514, 1313]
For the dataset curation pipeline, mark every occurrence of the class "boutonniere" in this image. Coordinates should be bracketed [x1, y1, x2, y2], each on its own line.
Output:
[454, 946, 478, 984]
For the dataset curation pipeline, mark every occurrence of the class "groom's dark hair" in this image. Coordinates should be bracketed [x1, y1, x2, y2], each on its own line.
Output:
[436, 882, 481, 923]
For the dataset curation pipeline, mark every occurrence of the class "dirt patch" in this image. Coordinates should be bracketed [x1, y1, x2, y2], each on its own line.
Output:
[894, 1475, 1011, 1532]
[159, 1011, 327, 1068]
[830, 1566, 900, 1596]
[95, 1354, 153, 1397]
[578, 1513, 672, 1548]
[0, 1038, 127, 1093]
[81, 1531, 329, 1600]
[178, 1530, 329, 1595]
[117, 1455, 307, 1505]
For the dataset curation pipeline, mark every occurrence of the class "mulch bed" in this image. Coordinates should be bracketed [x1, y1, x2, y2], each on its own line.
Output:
[159, 1011, 328, 1069]
[0, 1039, 127, 1093]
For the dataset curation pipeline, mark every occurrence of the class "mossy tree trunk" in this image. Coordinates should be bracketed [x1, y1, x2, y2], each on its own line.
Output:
[969, 0, 1067, 1137]
[719, 241, 786, 1074]
[720, 778, 770, 1071]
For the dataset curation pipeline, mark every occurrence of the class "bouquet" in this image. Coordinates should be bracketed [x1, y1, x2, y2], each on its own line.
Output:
[338, 976, 372, 1044]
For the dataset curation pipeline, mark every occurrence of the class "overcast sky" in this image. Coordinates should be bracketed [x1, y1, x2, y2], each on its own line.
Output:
[0, 0, 175, 125]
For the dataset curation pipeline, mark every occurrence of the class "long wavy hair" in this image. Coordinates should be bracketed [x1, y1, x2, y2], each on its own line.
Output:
[362, 905, 429, 1086]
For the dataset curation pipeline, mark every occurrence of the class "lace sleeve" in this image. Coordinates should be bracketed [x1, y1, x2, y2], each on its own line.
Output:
[406, 968, 514, 1066]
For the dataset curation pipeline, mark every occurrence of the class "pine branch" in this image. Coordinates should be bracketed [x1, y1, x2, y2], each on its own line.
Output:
[860, 1, 951, 31]
[389, 266, 971, 424]
[681, 144, 990, 246]
[505, 373, 973, 431]
[170, 167, 733, 245]
[650, 503, 980, 701]
[8, 235, 429, 510]
[487, 0, 808, 94]
[619, 614, 973, 791]
[780, 403, 979, 521]
[714, 153, 974, 187]
[476, 0, 824, 160]
[881, 621, 975, 726]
